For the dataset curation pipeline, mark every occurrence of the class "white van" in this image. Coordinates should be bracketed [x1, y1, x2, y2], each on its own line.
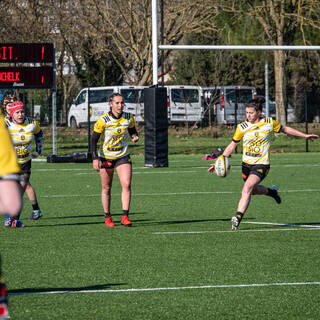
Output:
[166, 85, 203, 123]
[67, 86, 147, 128]
[119, 86, 147, 123]
[202, 86, 256, 124]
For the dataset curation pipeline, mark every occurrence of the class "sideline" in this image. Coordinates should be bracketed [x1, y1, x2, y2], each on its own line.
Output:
[152, 227, 320, 235]
[9, 281, 320, 296]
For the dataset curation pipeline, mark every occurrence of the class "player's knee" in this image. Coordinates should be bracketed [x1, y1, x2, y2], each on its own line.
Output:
[102, 184, 112, 194]
[242, 186, 253, 197]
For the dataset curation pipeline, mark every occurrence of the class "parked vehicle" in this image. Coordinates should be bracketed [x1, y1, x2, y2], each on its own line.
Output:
[166, 85, 203, 123]
[67, 86, 147, 128]
[260, 96, 296, 123]
[136, 85, 203, 124]
[202, 86, 257, 124]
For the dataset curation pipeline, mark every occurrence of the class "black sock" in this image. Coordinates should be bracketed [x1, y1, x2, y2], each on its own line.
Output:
[104, 213, 111, 218]
[32, 203, 40, 211]
[235, 212, 244, 220]
[267, 188, 277, 197]
[122, 210, 129, 216]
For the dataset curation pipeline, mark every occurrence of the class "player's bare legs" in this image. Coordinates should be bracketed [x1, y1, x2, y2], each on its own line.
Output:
[25, 183, 37, 204]
[99, 168, 114, 214]
[237, 174, 261, 214]
[116, 163, 133, 226]
[0, 180, 22, 217]
[24, 183, 43, 220]
[116, 163, 132, 211]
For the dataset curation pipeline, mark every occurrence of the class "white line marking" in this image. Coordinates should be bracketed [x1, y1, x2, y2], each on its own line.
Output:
[75, 170, 201, 175]
[152, 228, 320, 235]
[9, 281, 320, 296]
[33, 163, 320, 172]
[243, 221, 320, 228]
[40, 189, 320, 198]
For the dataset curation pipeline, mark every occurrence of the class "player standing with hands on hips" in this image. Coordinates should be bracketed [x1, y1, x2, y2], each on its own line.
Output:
[91, 93, 139, 227]
[208, 98, 319, 231]
[4, 101, 44, 227]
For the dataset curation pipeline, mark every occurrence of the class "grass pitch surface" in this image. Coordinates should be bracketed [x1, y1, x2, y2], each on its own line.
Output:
[1, 153, 320, 319]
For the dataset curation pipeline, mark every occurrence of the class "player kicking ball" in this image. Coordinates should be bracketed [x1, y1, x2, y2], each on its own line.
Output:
[208, 98, 319, 231]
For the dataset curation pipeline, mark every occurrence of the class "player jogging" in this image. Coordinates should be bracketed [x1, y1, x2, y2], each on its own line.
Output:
[91, 93, 139, 227]
[0, 111, 23, 318]
[2, 96, 43, 221]
[4, 101, 44, 226]
[208, 98, 319, 231]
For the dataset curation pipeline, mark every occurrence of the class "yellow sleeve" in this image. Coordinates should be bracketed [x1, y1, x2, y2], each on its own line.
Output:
[34, 120, 41, 134]
[129, 114, 135, 129]
[93, 117, 106, 133]
[232, 124, 244, 142]
[0, 115, 20, 176]
[272, 119, 282, 133]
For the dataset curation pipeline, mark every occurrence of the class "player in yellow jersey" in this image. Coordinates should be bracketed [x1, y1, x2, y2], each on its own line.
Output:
[4, 101, 44, 226]
[91, 93, 139, 227]
[2, 96, 43, 221]
[208, 98, 319, 231]
[0, 111, 23, 318]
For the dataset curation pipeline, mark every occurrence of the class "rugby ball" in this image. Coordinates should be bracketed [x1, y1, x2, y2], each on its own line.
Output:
[214, 155, 231, 177]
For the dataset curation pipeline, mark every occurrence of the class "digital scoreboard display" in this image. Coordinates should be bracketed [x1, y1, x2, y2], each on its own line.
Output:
[0, 43, 55, 89]
[0, 67, 54, 89]
[0, 43, 54, 63]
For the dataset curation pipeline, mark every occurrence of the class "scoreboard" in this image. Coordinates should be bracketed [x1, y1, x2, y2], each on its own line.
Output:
[0, 43, 55, 89]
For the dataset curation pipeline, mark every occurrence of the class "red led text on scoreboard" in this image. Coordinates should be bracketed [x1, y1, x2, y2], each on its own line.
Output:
[0, 43, 54, 63]
[0, 67, 54, 88]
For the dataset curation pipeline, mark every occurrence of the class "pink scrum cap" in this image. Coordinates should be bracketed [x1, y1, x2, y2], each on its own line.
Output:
[8, 101, 25, 117]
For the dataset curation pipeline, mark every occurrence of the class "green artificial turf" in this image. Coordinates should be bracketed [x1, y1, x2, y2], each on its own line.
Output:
[1, 153, 320, 319]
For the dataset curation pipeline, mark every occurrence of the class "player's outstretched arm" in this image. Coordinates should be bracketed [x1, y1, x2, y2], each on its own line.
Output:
[208, 141, 237, 173]
[282, 126, 319, 140]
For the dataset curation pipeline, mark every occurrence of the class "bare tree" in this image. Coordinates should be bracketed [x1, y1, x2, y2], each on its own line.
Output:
[66, 0, 218, 85]
[219, 0, 320, 124]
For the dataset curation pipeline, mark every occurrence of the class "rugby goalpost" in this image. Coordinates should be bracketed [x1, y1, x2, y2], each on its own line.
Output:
[151, 0, 320, 118]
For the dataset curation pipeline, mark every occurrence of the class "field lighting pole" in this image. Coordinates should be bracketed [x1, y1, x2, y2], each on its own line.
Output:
[152, 0, 158, 85]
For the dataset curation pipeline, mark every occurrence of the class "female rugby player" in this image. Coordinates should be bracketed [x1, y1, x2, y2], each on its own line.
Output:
[2, 96, 43, 221]
[208, 98, 319, 231]
[4, 101, 43, 226]
[91, 93, 139, 227]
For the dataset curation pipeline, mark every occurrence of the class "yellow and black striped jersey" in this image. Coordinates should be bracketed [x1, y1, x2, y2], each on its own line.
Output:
[93, 112, 136, 160]
[5, 117, 41, 164]
[233, 117, 281, 165]
[0, 113, 20, 177]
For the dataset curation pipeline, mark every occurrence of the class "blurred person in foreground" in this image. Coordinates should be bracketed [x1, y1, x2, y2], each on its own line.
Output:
[0, 110, 23, 319]
[91, 93, 139, 227]
[208, 97, 319, 231]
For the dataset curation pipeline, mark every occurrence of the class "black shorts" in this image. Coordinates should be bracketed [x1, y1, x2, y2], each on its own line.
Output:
[242, 162, 270, 182]
[19, 160, 32, 182]
[99, 155, 132, 169]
